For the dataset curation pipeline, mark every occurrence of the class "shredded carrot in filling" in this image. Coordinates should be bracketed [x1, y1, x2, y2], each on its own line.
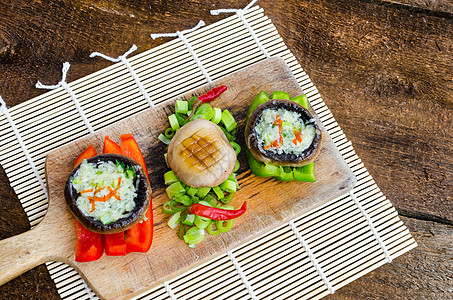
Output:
[80, 188, 93, 194]
[87, 177, 122, 213]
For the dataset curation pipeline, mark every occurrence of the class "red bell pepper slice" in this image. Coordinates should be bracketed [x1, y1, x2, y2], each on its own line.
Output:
[74, 218, 104, 262]
[120, 134, 153, 253]
[102, 136, 127, 256]
[73, 145, 104, 262]
[125, 207, 153, 253]
[74, 144, 97, 167]
[120, 134, 149, 179]
[104, 232, 126, 256]
[103, 135, 122, 154]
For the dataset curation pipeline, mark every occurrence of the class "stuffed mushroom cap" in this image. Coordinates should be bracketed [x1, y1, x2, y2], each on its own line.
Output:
[167, 119, 236, 187]
[245, 99, 322, 167]
[65, 153, 151, 234]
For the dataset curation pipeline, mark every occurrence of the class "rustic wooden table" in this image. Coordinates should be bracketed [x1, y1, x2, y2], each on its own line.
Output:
[0, 0, 451, 299]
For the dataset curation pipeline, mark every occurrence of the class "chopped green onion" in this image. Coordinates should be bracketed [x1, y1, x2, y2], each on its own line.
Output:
[219, 126, 235, 142]
[175, 100, 188, 114]
[198, 200, 212, 207]
[166, 181, 186, 199]
[125, 168, 136, 179]
[158, 133, 171, 145]
[184, 227, 205, 244]
[174, 194, 192, 206]
[212, 186, 224, 199]
[116, 160, 125, 172]
[191, 196, 200, 203]
[190, 103, 214, 121]
[230, 142, 241, 155]
[100, 213, 114, 225]
[196, 187, 211, 198]
[164, 170, 179, 185]
[216, 219, 233, 233]
[178, 223, 186, 240]
[211, 107, 222, 124]
[167, 212, 181, 230]
[164, 153, 169, 167]
[233, 160, 240, 172]
[168, 114, 180, 131]
[221, 109, 237, 132]
[220, 192, 235, 204]
[182, 214, 195, 226]
[188, 96, 197, 111]
[162, 200, 177, 215]
[170, 200, 186, 212]
[175, 113, 189, 127]
[96, 171, 103, 175]
[164, 127, 175, 139]
[187, 186, 198, 197]
[204, 193, 218, 207]
[207, 221, 220, 235]
[220, 180, 237, 193]
[271, 91, 290, 100]
[194, 215, 211, 229]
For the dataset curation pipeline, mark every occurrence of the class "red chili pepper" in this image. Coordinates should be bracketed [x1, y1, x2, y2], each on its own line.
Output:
[189, 202, 247, 221]
[73, 145, 104, 262]
[198, 85, 227, 103]
[120, 134, 153, 253]
[102, 136, 126, 256]
[187, 85, 228, 120]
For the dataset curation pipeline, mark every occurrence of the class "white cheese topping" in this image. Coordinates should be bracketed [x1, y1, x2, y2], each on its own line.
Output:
[254, 108, 316, 155]
[71, 160, 139, 224]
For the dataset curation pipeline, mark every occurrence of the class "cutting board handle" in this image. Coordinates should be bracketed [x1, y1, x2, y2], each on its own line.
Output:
[0, 221, 65, 286]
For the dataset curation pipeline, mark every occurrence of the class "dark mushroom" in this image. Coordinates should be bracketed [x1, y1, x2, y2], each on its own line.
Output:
[64, 153, 151, 234]
[245, 99, 322, 167]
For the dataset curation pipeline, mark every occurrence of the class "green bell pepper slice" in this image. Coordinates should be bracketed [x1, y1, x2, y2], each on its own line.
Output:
[290, 94, 309, 109]
[293, 162, 316, 182]
[274, 166, 294, 181]
[246, 90, 270, 122]
[245, 149, 281, 178]
[271, 91, 290, 100]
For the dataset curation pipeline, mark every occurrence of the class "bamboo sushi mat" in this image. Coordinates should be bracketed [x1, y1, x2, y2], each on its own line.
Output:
[0, 5, 417, 300]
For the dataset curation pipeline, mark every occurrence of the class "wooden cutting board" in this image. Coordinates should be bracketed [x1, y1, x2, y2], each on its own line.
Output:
[0, 57, 356, 299]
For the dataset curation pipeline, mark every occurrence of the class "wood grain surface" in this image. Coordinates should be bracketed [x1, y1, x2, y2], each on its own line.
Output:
[0, 0, 451, 299]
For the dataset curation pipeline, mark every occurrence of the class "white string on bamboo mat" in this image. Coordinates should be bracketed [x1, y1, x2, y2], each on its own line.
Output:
[35, 62, 94, 134]
[163, 281, 177, 300]
[227, 250, 257, 300]
[0, 96, 49, 199]
[350, 191, 393, 263]
[81, 278, 95, 300]
[151, 20, 212, 83]
[289, 220, 335, 294]
[211, 0, 270, 58]
[90, 45, 154, 108]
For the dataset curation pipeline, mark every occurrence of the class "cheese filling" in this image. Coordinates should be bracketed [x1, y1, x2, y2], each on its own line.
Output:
[71, 160, 139, 224]
[254, 108, 317, 155]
